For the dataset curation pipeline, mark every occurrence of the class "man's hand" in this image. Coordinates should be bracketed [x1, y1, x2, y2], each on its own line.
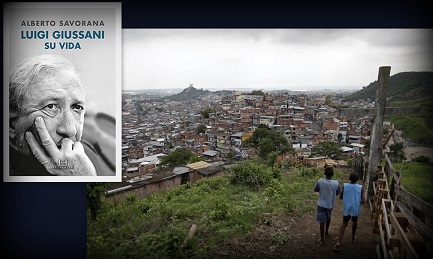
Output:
[25, 117, 97, 176]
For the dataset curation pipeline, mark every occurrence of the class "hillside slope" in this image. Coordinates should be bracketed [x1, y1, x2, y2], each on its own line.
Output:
[343, 71, 433, 102]
[343, 71, 433, 145]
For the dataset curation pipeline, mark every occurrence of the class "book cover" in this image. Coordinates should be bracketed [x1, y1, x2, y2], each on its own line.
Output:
[3, 2, 122, 182]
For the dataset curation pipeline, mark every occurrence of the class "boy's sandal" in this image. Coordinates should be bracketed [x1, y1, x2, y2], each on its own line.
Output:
[333, 244, 340, 251]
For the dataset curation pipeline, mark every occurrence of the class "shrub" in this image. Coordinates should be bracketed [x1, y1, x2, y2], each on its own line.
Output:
[229, 160, 273, 189]
[412, 155, 432, 164]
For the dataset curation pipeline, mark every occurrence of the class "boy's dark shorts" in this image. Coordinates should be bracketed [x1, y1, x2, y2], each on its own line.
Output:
[317, 205, 333, 223]
[343, 215, 359, 222]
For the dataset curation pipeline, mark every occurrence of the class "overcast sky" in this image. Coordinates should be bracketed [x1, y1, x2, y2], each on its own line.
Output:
[123, 29, 432, 91]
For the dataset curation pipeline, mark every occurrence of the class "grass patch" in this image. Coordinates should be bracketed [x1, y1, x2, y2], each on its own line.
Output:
[392, 162, 433, 206]
[387, 97, 433, 145]
[387, 114, 433, 144]
[87, 166, 352, 258]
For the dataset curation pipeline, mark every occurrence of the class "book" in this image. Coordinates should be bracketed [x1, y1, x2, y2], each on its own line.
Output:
[3, 2, 122, 182]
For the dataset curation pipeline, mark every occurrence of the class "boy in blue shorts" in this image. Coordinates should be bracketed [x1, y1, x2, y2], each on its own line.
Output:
[333, 173, 365, 251]
[314, 166, 341, 246]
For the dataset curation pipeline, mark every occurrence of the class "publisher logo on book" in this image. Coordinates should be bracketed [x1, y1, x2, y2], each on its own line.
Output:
[55, 159, 74, 169]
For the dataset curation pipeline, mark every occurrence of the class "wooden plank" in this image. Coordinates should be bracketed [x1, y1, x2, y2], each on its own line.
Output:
[379, 221, 389, 259]
[382, 128, 395, 149]
[396, 203, 433, 257]
[395, 185, 433, 220]
[379, 189, 389, 195]
[376, 244, 382, 259]
[390, 213, 419, 259]
[384, 153, 400, 185]
[382, 199, 392, 246]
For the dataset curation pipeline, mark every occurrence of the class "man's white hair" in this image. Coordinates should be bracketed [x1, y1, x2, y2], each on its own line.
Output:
[9, 54, 83, 117]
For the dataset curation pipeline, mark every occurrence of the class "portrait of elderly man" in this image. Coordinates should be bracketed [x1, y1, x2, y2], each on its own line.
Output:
[9, 54, 115, 176]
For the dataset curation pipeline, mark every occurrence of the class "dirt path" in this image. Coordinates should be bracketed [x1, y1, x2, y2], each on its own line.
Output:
[208, 181, 381, 259]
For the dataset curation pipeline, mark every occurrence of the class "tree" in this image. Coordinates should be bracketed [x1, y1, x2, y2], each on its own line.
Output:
[311, 142, 343, 159]
[258, 123, 270, 129]
[337, 133, 343, 144]
[226, 151, 235, 160]
[389, 142, 406, 162]
[159, 148, 202, 168]
[250, 90, 265, 96]
[87, 182, 111, 221]
[324, 95, 332, 105]
[258, 138, 275, 159]
[243, 128, 270, 147]
[200, 107, 212, 119]
[243, 127, 294, 157]
[266, 151, 279, 169]
[273, 134, 291, 154]
[196, 124, 206, 134]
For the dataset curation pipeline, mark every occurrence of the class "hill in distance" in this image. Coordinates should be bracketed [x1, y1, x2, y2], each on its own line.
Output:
[342, 71, 433, 102]
[343, 71, 433, 145]
[165, 84, 210, 101]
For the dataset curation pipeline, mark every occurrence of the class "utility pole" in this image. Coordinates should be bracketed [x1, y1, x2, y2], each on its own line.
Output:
[365, 66, 391, 200]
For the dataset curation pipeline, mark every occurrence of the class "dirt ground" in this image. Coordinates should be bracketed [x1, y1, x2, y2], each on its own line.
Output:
[207, 173, 381, 259]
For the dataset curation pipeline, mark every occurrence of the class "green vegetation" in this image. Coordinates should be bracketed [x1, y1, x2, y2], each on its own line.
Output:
[200, 108, 212, 119]
[343, 72, 433, 145]
[324, 95, 332, 105]
[243, 127, 294, 159]
[249, 90, 265, 96]
[343, 72, 433, 102]
[146, 86, 210, 102]
[168, 86, 210, 101]
[196, 124, 206, 134]
[87, 183, 111, 221]
[87, 162, 348, 258]
[412, 156, 432, 165]
[389, 143, 406, 163]
[159, 149, 202, 168]
[311, 141, 344, 159]
[392, 162, 433, 206]
[343, 71, 433, 145]
[386, 96, 433, 144]
[228, 159, 279, 188]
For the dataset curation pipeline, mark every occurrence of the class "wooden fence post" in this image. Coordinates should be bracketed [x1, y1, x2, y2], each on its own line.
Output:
[366, 66, 391, 200]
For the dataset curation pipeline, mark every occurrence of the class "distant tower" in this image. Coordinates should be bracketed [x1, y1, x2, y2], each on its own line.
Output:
[189, 83, 193, 88]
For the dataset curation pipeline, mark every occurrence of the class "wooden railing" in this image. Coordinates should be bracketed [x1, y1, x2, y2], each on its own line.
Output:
[371, 153, 433, 259]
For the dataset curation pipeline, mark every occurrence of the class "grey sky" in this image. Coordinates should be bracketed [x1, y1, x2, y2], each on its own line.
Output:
[123, 29, 432, 91]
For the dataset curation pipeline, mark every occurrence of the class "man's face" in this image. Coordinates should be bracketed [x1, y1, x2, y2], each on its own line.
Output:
[11, 71, 85, 155]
